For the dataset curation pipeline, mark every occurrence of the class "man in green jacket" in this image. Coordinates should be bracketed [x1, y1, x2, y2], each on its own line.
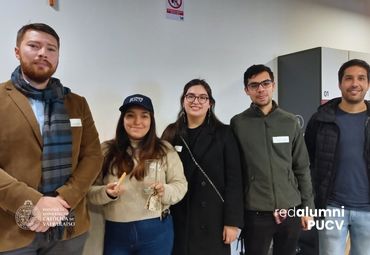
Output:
[230, 64, 314, 255]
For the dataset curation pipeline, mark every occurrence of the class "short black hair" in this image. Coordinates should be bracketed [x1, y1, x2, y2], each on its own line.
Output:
[16, 23, 60, 48]
[243, 64, 274, 87]
[338, 59, 370, 83]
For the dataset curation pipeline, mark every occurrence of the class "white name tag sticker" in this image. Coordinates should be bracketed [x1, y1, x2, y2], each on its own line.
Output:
[70, 118, 82, 127]
[174, 145, 182, 152]
[272, 136, 289, 143]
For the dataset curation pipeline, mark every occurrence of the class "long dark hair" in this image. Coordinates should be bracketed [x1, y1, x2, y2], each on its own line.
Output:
[102, 108, 167, 180]
[162, 79, 223, 143]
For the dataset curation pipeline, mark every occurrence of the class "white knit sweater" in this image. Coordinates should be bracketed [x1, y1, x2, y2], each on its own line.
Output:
[88, 140, 187, 222]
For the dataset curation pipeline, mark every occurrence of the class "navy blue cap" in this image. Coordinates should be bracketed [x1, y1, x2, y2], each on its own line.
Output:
[119, 94, 154, 113]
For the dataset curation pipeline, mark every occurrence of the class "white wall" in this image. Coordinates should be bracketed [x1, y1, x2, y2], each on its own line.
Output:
[1, 0, 370, 142]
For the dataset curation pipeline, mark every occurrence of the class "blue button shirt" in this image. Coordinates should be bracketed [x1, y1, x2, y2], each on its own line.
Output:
[28, 98, 44, 135]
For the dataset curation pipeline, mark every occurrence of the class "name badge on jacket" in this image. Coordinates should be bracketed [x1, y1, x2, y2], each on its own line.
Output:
[272, 136, 289, 143]
[70, 118, 82, 127]
[174, 145, 182, 152]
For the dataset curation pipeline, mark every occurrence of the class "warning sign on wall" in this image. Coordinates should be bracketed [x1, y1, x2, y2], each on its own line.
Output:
[166, 0, 184, 21]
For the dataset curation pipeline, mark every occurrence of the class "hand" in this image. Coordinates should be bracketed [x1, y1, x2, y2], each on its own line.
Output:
[223, 225, 239, 244]
[106, 182, 125, 198]
[28, 196, 70, 231]
[27, 216, 49, 232]
[301, 216, 313, 231]
[153, 183, 165, 197]
[56, 195, 70, 209]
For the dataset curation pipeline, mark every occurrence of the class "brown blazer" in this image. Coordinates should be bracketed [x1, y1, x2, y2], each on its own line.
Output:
[0, 80, 103, 252]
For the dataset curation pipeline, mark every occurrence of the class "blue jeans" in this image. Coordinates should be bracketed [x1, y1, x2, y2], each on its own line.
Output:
[104, 216, 174, 255]
[319, 206, 370, 255]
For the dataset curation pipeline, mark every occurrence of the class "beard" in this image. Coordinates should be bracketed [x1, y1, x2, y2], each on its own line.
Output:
[20, 58, 57, 84]
[343, 96, 365, 105]
[342, 89, 366, 105]
[254, 96, 272, 108]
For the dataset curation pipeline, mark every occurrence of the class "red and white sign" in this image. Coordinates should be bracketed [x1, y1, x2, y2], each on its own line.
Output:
[166, 0, 184, 21]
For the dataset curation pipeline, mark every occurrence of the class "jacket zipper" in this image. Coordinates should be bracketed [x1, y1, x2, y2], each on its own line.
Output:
[264, 120, 277, 209]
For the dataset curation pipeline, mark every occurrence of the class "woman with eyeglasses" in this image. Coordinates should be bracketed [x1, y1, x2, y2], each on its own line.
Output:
[161, 79, 244, 255]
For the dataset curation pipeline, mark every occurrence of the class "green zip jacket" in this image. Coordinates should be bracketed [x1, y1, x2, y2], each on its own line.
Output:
[230, 102, 314, 211]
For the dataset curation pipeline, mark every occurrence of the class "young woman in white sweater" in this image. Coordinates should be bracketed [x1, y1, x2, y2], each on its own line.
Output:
[88, 94, 187, 255]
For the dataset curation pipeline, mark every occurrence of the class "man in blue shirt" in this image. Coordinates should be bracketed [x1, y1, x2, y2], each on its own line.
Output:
[305, 59, 370, 255]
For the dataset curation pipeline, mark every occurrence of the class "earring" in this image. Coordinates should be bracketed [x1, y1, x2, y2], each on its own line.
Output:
[181, 108, 186, 123]
[207, 109, 211, 125]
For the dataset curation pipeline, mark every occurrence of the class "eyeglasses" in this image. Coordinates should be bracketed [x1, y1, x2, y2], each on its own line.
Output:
[185, 93, 209, 104]
[247, 79, 273, 91]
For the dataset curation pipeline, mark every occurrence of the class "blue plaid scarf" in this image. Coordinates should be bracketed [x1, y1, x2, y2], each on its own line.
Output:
[11, 66, 73, 240]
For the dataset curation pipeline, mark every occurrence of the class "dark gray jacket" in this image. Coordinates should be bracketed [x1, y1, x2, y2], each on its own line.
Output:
[231, 102, 314, 211]
[305, 97, 370, 209]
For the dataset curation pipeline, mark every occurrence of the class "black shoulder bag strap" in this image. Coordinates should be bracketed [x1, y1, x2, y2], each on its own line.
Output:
[180, 136, 224, 203]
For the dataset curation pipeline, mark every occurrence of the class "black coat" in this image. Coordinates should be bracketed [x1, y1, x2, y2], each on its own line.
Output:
[163, 123, 244, 255]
